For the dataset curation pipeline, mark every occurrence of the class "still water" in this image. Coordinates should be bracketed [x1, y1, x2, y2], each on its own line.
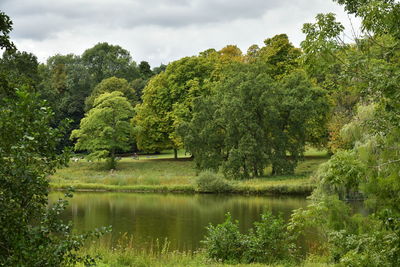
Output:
[49, 192, 308, 251]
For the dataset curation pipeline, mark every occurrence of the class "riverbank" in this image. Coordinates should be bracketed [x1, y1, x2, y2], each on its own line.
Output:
[50, 150, 328, 196]
[76, 242, 330, 267]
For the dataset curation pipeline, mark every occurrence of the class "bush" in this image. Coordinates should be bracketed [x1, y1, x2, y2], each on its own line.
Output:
[328, 213, 400, 267]
[196, 170, 232, 193]
[202, 213, 245, 263]
[243, 212, 295, 264]
[202, 211, 296, 264]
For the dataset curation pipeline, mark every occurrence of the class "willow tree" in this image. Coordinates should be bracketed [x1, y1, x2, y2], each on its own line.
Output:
[71, 91, 134, 169]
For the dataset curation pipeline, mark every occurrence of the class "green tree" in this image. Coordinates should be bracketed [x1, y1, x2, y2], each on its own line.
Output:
[0, 13, 106, 265]
[182, 62, 329, 178]
[0, 11, 15, 51]
[269, 70, 329, 175]
[290, 1, 400, 265]
[257, 34, 301, 78]
[0, 50, 39, 88]
[133, 72, 174, 154]
[37, 54, 93, 149]
[71, 91, 134, 169]
[134, 52, 219, 158]
[0, 88, 90, 266]
[85, 76, 137, 111]
[81, 42, 140, 85]
[138, 60, 153, 79]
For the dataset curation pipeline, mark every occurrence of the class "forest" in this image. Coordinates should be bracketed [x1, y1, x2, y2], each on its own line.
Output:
[1, 0, 400, 266]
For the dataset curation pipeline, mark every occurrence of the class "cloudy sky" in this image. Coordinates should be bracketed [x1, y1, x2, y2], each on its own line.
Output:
[1, 0, 361, 67]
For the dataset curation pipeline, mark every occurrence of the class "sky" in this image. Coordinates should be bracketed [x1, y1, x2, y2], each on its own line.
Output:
[0, 0, 361, 67]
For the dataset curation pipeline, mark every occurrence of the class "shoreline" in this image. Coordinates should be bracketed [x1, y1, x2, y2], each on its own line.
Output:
[50, 183, 315, 196]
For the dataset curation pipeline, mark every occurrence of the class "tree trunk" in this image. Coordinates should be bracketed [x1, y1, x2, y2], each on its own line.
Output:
[174, 148, 178, 159]
[110, 148, 116, 169]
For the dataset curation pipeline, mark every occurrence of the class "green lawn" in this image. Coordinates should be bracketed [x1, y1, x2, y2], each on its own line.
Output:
[50, 150, 329, 195]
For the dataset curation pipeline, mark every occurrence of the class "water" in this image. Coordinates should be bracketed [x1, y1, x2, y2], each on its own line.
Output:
[49, 192, 308, 251]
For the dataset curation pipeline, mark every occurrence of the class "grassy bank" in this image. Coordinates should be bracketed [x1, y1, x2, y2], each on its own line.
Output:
[76, 238, 330, 267]
[50, 149, 328, 195]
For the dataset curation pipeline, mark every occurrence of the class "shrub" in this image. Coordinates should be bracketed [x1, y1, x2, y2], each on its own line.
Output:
[202, 211, 296, 264]
[196, 170, 232, 193]
[243, 212, 295, 264]
[202, 213, 244, 263]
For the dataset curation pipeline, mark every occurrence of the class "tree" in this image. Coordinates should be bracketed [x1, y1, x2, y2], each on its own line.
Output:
[182, 62, 329, 178]
[133, 72, 174, 154]
[269, 70, 329, 175]
[133, 52, 219, 158]
[0, 88, 86, 266]
[0, 11, 15, 51]
[0, 12, 106, 266]
[257, 34, 301, 78]
[0, 50, 39, 88]
[71, 91, 134, 169]
[290, 1, 400, 265]
[138, 61, 153, 79]
[84, 76, 137, 111]
[81, 42, 140, 85]
[37, 54, 93, 149]
[182, 63, 273, 178]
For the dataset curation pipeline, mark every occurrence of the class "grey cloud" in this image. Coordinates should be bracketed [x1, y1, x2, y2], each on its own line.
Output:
[1, 0, 284, 41]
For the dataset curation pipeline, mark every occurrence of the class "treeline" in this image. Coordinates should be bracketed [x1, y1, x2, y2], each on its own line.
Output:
[1, 29, 332, 177]
[0, 41, 165, 147]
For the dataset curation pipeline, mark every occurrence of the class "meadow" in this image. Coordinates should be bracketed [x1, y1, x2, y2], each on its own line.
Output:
[50, 149, 329, 195]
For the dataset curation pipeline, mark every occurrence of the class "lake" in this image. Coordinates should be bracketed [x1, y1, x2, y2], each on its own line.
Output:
[49, 192, 308, 251]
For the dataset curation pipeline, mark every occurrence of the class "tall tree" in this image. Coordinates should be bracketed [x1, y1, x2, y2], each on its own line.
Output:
[81, 42, 140, 85]
[37, 54, 93, 148]
[133, 52, 219, 158]
[71, 91, 134, 169]
[85, 76, 137, 111]
[0, 50, 39, 89]
[181, 62, 329, 178]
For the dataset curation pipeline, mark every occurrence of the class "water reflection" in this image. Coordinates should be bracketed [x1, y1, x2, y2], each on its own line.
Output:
[49, 192, 308, 251]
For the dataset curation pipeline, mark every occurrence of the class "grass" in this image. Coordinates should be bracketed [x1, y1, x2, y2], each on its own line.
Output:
[50, 150, 329, 195]
[75, 235, 331, 267]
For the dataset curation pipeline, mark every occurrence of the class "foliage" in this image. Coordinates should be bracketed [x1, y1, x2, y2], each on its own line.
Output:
[182, 60, 329, 178]
[257, 34, 302, 78]
[85, 76, 137, 111]
[203, 212, 295, 264]
[0, 50, 39, 88]
[37, 54, 93, 149]
[71, 91, 134, 169]
[0, 11, 15, 51]
[1, 14, 104, 264]
[314, 150, 365, 200]
[291, 2, 400, 265]
[243, 212, 296, 264]
[328, 226, 400, 267]
[134, 53, 219, 156]
[195, 170, 232, 193]
[202, 213, 245, 263]
[0, 87, 107, 266]
[81, 42, 140, 85]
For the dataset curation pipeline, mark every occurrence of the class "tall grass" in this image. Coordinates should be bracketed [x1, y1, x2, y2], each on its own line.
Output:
[76, 234, 332, 267]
